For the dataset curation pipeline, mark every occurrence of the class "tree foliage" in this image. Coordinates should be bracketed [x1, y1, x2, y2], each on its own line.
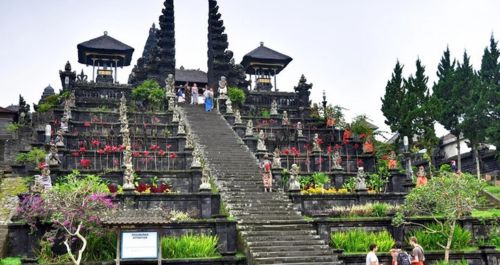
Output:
[394, 171, 485, 262]
[381, 61, 409, 137]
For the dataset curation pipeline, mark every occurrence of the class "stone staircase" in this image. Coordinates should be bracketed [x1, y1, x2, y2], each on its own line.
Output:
[182, 105, 340, 265]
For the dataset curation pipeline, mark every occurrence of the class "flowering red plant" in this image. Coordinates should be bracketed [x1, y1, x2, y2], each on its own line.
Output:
[79, 159, 92, 169]
[359, 133, 367, 139]
[354, 143, 360, 150]
[315, 157, 324, 165]
[132, 151, 141, 157]
[118, 144, 125, 151]
[103, 145, 114, 154]
[38, 162, 47, 170]
[317, 138, 324, 145]
[158, 149, 166, 156]
[166, 144, 172, 149]
[143, 150, 150, 157]
[169, 153, 177, 159]
[97, 149, 105, 155]
[335, 144, 340, 150]
[150, 144, 160, 151]
[79, 147, 87, 154]
[135, 182, 149, 193]
[83, 121, 91, 127]
[91, 139, 100, 147]
[71, 151, 80, 157]
[282, 149, 290, 155]
[357, 158, 364, 167]
[327, 145, 333, 154]
[107, 183, 118, 193]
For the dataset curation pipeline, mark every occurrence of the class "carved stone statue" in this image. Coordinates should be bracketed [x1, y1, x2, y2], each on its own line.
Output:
[68, 91, 76, 108]
[234, 109, 242, 124]
[185, 133, 194, 149]
[312, 133, 321, 152]
[33, 167, 52, 192]
[191, 148, 202, 168]
[416, 165, 428, 187]
[245, 120, 254, 137]
[45, 143, 61, 166]
[288, 164, 301, 191]
[282, 111, 289, 125]
[218, 76, 228, 99]
[331, 150, 343, 170]
[387, 151, 397, 170]
[225, 98, 233, 114]
[168, 97, 176, 111]
[199, 167, 211, 191]
[355, 167, 367, 190]
[165, 74, 176, 98]
[63, 100, 72, 120]
[123, 164, 135, 189]
[270, 99, 278, 115]
[272, 147, 282, 169]
[177, 119, 186, 135]
[257, 130, 267, 151]
[54, 129, 65, 147]
[60, 117, 68, 132]
[172, 109, 180, 122]
[296, 122, 303, 137]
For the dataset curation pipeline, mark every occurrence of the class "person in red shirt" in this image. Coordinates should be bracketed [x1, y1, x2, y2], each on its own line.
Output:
[260, 154, 273, 192]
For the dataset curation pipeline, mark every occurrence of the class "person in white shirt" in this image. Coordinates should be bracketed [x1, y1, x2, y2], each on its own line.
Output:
[366, 243, 381, 265]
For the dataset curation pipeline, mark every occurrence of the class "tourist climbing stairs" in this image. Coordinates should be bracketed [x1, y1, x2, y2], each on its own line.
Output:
[182, 104, 340, 265]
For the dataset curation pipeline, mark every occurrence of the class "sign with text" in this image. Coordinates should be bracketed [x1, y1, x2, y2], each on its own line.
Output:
[120, 231, 158, 259]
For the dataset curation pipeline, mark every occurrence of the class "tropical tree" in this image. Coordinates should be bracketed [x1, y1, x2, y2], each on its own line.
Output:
[432, 47, 464, 171]
[393, 171, 485, 262]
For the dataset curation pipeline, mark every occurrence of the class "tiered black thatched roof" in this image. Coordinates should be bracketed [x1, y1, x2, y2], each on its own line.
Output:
[77, 32, 134, 67]
[241, 42, 292, 75]
[175, 68, 207, 84]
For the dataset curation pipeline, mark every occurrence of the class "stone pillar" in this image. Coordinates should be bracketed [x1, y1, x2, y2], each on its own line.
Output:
[244, 136, 257, 152]
[233, 124, 246, 138]
[388, 169, 407, 193]
[271, 168, 282, 191]
[224, 114, 235, 125]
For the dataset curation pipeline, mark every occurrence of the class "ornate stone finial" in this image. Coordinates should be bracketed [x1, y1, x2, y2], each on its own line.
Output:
[272, 147, 282, 169]
[294, 74, 313, 107]
[355, 167, 367, 191]
[245, 120, 254, 137]
[288, 164, 301, 192]
[60, 116, 69, 132]
[270, 99, 278, 115]
[218, 76, 228, 99]
[46, 143, 61, 166]
[226, 98, 233, 114]
[257, 130, 267, 151]
[282, 111, 289, 125]
[191, 147, 202, 168]
[65, 61, 72, 71]
[77, 69, 88, 81]
[260, 41, 264, 47]
[104, 31, 108, 36]
[296, 122, 303, 137]
[312, 133, 321, 152]
[199, 167, 212, 192]
[234, 109, 242, 124]
[331, 150, 343, 170]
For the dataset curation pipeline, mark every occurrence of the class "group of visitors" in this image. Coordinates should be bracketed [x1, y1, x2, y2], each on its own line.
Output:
[176, 82, 215, 112]
[367, 237, 425, 265]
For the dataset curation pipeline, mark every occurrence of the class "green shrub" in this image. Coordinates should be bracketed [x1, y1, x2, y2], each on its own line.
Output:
[228, 87, 246, 106]
[6, 123, 19, 133]
[330, 229, 395, 253]
[260, 109, 271, 118]
[132, 80, 164, 110]
[312, 172, 330, 188]
[342, 176, 357, 192]
[0, 257, 21, 265]
[372, 203, 389, 217]
[161, 234, 220, 259]
[409, 224, 471, 251]
[15, 148, 46, 165]
[83, 231, 117, 261]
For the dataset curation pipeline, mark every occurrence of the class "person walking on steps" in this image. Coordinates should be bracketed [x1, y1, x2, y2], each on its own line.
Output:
[192, 83, 199, 105]
[366, 243, 382, 265]
[204, 87, 214, 112]
[260, 154, 273, 192]
[409, 237, 425, 265]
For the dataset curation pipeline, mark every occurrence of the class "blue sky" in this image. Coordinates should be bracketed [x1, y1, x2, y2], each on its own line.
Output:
[0, 0, 499, 137]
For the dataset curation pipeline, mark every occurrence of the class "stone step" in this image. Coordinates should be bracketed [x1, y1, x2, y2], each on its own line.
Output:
[254, 255, 336, 264]
[243, 229, 317, 237]
[249, 244, 331, 253]
[239, 224, 314, 232]
[252, 249, 334, 258]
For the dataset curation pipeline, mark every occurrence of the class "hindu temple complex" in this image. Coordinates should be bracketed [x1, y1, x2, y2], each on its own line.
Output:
[0, 1, 498, 265]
